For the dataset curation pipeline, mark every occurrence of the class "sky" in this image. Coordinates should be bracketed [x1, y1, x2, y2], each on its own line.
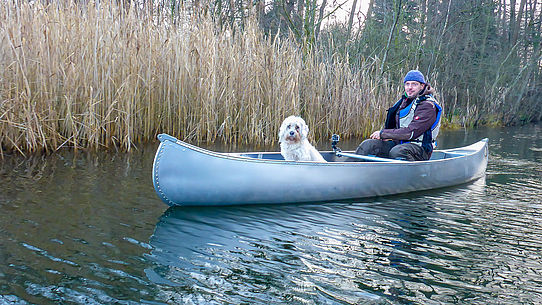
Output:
[324, 0, 370, 26]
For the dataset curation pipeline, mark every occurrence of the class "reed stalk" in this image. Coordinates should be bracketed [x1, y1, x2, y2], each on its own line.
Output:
[0, 1, 399, 155]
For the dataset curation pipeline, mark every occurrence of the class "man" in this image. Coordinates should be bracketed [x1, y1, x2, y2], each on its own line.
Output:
[356, 70, 442, 161]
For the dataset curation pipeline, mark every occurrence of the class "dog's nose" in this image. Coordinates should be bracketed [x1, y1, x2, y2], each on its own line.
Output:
[289, 131, 295, 136]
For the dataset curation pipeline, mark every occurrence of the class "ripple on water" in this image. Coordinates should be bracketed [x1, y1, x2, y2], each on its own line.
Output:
[145, 167, 542, 304]
[2, 127, 542, 304]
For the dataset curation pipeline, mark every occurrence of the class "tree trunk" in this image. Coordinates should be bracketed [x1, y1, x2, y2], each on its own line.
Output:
[509, 0, 516, 45]
[380, 0, 402, 74]
[414, 0, 428, 65]
[511, 0, 527, 46]
[365, 0, 374, 22]
[346, 0, 358, 39]
[359, 0, 374, 39]
[315, 0, 326, 40]
[501, 0, 507, 45]
[428, 0, 451, 76]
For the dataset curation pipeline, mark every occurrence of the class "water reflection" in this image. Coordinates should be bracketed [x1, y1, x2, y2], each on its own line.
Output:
[1, 125, 541, 304]
[0, 149, 164, 304]
[146, 177, 495, 304]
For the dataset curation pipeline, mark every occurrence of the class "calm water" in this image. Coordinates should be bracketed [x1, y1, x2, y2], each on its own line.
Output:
[1, 125, 541, 304]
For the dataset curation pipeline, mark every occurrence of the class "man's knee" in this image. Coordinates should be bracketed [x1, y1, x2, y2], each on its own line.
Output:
[389, 143, 426, 161]
[356, 139, 395, 158]
[355, 139, 380, 155]
[389, 145, 409, 160]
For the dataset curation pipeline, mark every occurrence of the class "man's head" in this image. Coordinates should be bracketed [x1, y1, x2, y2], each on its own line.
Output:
[403, 70, 426, 98]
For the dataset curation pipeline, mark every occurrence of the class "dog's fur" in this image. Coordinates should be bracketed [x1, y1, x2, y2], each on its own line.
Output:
[278, 116, 326, 162]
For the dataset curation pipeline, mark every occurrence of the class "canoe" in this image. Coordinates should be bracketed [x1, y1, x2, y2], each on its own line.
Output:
[152, 134, 488, 206]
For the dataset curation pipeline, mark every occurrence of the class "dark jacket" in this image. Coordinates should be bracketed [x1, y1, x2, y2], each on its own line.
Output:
[380, 86, 438, 142]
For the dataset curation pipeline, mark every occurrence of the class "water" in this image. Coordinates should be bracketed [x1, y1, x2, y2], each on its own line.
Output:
[1, 125, 541, 304]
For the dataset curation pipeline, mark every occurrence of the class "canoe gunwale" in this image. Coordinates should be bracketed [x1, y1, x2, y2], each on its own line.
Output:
[157, 134, 488, 165]
[153, 134, 489, 206]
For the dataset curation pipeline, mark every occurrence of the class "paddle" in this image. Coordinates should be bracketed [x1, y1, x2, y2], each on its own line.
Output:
[330, 134, 407, 162]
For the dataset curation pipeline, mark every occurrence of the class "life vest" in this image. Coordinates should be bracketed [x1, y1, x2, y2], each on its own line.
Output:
[385, 94, 442, 153]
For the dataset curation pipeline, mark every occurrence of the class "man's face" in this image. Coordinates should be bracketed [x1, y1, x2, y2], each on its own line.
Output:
[404, 81, 424, 98]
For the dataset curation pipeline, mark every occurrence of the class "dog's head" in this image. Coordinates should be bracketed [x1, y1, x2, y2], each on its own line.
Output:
[278, 116, 309, 144]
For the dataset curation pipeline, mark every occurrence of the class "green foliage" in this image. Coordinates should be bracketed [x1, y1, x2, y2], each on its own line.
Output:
[151, 0, 541, 126]
[163, 0, 540, 126]
[316, 0, 541, 126]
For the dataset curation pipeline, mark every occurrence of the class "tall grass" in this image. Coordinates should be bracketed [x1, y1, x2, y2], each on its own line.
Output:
[0, 1, 399, 155]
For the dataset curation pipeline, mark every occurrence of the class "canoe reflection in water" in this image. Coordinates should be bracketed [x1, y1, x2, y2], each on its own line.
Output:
[145, 179, 487, 304]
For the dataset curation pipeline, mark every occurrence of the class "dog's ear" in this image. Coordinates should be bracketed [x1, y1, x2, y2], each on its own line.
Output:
[278, 119, 287, 142]
[301, 121, 309, 139]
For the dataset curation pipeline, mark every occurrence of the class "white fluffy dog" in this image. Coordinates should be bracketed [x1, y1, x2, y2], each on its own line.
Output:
[278, 116, 326, 162]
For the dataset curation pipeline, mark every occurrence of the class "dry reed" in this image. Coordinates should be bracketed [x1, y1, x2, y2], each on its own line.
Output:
[0, 1, 400, 155]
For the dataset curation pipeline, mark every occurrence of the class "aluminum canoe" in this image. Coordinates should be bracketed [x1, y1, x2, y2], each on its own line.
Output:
[152, 134, 488, 206]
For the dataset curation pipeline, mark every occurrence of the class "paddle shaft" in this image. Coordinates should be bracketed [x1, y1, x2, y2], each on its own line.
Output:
[336, 151, 408, 162]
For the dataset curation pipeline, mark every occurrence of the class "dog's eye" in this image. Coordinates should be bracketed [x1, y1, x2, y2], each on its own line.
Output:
[295, 125, 300, 130]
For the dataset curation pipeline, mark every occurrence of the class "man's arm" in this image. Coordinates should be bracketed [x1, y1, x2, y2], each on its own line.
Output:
[380, 101, 437, 141]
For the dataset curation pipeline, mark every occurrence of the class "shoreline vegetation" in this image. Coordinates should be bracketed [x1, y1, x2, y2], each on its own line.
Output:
[1, 1, 540, 155]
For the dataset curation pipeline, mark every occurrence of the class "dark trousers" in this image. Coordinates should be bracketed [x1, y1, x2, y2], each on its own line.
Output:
[355, 139, 430, 161]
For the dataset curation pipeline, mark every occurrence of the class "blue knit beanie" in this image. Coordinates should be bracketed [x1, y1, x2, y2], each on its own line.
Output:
[403, 70, 426, 84]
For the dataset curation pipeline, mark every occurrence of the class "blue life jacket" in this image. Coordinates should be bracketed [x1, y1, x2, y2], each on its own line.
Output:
[385, 94, 442, 153]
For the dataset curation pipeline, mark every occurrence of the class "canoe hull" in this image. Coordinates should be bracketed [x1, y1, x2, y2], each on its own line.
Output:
[152, 135, 488, 206]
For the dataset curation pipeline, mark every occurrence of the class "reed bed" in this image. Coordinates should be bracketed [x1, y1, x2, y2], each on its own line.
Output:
[0, 1, 400, 155]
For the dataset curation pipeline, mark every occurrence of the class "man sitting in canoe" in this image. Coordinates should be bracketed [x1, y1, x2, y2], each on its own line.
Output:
[356, 70, 442, 161]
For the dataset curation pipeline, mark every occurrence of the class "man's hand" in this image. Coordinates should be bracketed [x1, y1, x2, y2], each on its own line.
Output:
[370, 131, 381, 140]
